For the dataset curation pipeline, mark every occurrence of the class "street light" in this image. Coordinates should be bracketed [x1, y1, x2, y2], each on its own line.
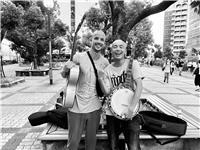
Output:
[43, 0, 54, 85]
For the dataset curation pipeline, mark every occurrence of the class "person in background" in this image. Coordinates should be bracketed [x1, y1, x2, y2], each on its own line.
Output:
[192, 60, 200, 91]
[177, 58, 184, 76]
[163, 59, 171, 83]
[170, 60, 175, 75]
[61, 30, 109, 150]
[103, 39, 143, 150]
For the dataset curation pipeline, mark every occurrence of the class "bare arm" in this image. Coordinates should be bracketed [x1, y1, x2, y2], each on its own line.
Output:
[60, 60, 77, 78]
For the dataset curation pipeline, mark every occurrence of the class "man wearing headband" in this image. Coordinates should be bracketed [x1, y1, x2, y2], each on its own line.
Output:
[61, 30, 109, 150]
[104, 39, 143, 150]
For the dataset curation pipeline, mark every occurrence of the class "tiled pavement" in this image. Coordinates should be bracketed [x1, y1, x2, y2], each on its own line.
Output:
[1, 64, 66, 150]
[0, 64, 200, 150]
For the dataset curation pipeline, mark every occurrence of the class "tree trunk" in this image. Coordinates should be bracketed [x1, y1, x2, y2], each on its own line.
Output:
[33, 41, 37, 69]
[109, 0, 177, 57]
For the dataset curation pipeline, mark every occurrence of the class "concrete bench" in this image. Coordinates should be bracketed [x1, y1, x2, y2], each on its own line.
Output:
[15, 69, 49, 76]
[38, 123, 200, 150]
[38, 97, 200, 150]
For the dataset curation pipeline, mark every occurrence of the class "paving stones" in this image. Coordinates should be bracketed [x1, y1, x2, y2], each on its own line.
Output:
[0, 106, 42, 128]
[1, 64, 200, 150]
[0, 133, 15, 149]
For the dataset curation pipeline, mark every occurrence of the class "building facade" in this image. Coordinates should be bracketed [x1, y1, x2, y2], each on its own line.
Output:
[163, 10, 174, 50]
[163, 0, 189, 56]
[186, 0, 200, 54]
[163, 0, 200, 57]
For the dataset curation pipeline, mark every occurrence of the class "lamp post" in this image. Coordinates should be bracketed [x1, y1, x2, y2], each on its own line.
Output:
[43, 0, 54, 85]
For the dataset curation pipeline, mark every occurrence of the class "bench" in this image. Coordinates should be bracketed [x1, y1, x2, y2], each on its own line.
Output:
[38, 97, 200, 150]
[15, 69, 49, 76]
[38, 123, 200, 150]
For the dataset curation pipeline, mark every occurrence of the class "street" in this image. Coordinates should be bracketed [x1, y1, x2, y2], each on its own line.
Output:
[0, 64, 200, 150]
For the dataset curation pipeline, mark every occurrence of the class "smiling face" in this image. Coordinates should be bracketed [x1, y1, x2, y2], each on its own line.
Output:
[111, 39, 127, 60]
[91, 30, 106, 52]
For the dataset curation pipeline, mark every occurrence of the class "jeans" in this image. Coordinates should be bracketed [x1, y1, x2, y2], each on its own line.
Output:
[67, 109, 101, 150]
[106, 115, 141, 150]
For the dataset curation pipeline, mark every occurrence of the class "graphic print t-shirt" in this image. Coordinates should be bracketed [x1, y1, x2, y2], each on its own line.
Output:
[104, 59, 142, 116]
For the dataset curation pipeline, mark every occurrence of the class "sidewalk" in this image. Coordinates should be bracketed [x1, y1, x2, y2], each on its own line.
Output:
[0, 64, 199, 150]
[141, 65, 200, 122]
[1, 64, 66, 150]
[151, 65, 194, 79]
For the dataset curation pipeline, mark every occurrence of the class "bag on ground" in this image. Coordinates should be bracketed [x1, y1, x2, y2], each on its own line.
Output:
[28, 112, 49, 126]
[47, 107, 68, 129]
[139, 111, 187, 145]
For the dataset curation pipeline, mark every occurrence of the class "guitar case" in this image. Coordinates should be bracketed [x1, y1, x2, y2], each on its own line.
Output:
[139, 111, 187, 145]
[28, 111, 49, 126]
[28, 107, 68, 129]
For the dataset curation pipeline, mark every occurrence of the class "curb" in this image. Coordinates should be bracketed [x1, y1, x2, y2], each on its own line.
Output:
[0, 78, 25, 88]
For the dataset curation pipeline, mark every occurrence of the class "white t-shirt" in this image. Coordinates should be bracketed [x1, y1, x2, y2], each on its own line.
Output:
[104, 59, 142, 116]
[69, 51, 109, 113]
[164, 62, 170, 73]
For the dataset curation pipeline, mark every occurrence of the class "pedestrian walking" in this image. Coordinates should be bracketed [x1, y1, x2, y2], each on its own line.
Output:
[170, 60, 175, 75]
[61, 30, 109, 150]
[177, 58, 184, 76]
[192, 60, 200, 91]
[162, 59, 171, 83]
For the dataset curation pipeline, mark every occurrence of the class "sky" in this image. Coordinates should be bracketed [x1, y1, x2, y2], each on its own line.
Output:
[148, 12, 165, 46]
[57, 0, 166, 46]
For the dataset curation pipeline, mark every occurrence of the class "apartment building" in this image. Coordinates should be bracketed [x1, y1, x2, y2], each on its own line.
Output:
[186, 0, 200, 54]
[163, 0, 200, 57]
[171, 0, 189, 56]
[163, 10, 174, 50]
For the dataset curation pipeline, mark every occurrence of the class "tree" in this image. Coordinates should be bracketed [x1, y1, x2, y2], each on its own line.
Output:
[163, 46, 173, 59]
[1, 1, 24, 77]
[179, 50, 187, 59]
[84, 0, 176, 57]
[3, 1, 68, 68]
[129, 18, 153, 58]
[191, 48, 198, 56]
[154, 49, 163, 59]
[86, 0, 176, 42]
[1, 1, 24, 41]
[22, 5, 45, 69]
[190, 0, 200, 14]
[154, 44, 162, 51]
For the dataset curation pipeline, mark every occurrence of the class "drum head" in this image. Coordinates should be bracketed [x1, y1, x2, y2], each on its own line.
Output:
[110, 88, 134, 117]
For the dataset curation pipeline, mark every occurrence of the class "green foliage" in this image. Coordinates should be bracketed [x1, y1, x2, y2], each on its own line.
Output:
[84, 0, 153, 58]
[12, 0, 31, 10]
[163, 46, 173, 59]
[129, 18, 153, 58]
[2, 1, 69, 66]
[53, 38, 66, 53]
[1, 1, 24, 30]
[126, 0, 147, 19]
[191, 48, 198, 55]
[23, 5, 45, 30]
[154, 44, 162, 51]
[179, 50, 187, 59]
[154, 49, 163, 59]
[85, 7, 107, 31]
[190, 0, 200, 14]
[52, 19, 68, 38]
